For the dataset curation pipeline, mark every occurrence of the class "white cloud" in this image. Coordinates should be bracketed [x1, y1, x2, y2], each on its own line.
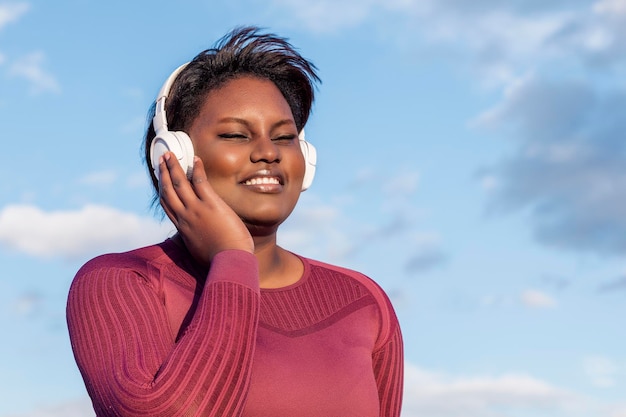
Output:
[475, 70, 626, 256]
[583, 355, 619, 388]
[612, 408, 626, 417]
[593, 0, 626, 15]
[521, 289, 558, 309]
[471, 71, 536, 128]
[4, 397, 95, 417]
[0, 204, 173, 261]
[0, 2, 29, 31]
[268, 0, 386, 33]
[480, 174, 500, 191]
[267, 0, 626, 261]
[383, 170, 420, 195]
[9, 51, 60, 94]
[421, 8, 570, 68]
[78, 170, 118, 186]
[269, 0, 626, 78]
[279, 197, 354, 261]
[268, 0, 574, 83]
[403, 362, 585, 417]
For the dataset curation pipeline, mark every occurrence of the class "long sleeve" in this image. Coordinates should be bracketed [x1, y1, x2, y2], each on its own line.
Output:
[66, 250, 260, 417]
[373, 310, 404, 417]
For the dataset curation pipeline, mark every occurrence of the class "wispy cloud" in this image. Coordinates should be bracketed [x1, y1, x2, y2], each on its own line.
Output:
[282, 167, 439, 269]
[460, 0, 626, 258]
[403, 362, 587, 417]
[266, 0, 389, 33]
[9, 290, 44, 318]
[3, 397, 95, 417]
[481, 289, 559, 310]
[476, 71, 626, 256]
[0, 2, 29, 31]
[9, 51, 61, 94]
[382, 171, 420, 196]
[0, 204, 173, 261]
[403, 361, 626, 416]
[78, 170, 119, 187]
[583, 355, 620, 388]
[405, 233, 448, 274]
[279, 196, 354, 261]
[266, 0, 626, 260]
[598, 275, 626, 293]
[521, 289, 558, 309]
[1, 4, 60, 95]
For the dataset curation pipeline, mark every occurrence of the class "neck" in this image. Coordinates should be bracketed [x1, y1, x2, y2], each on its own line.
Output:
[253, 234, 302, 289]
[172, 231, 301, 289]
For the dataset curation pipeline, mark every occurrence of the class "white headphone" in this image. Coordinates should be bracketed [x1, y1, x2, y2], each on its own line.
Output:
[150, 63, 317, 191]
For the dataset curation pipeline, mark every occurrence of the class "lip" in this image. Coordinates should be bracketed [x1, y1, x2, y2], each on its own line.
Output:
[240, 169, 284, 193]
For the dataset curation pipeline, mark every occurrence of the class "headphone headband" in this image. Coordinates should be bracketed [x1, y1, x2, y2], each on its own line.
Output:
[153, 63, 189, 133]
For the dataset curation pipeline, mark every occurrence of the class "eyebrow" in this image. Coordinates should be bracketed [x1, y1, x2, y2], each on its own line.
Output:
[217, 117, 296, 130]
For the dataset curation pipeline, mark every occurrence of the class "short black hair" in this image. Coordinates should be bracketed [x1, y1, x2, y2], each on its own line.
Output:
[143, 26, 320, 209]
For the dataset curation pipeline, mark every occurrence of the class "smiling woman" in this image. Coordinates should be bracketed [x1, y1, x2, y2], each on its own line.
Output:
[66, 26, 403, 417]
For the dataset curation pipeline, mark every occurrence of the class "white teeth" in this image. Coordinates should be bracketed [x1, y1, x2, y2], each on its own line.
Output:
[244, 177, 280, 185]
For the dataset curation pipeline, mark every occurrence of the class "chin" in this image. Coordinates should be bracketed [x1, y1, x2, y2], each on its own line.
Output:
[240, 211, 290, 235]
[243, 220, 281, 237]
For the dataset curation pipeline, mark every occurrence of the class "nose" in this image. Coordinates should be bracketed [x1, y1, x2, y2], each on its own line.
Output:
[250, 135, 281, 164]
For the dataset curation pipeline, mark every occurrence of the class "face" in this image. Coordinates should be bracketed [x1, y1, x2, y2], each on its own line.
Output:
[187, 76, 305, 234]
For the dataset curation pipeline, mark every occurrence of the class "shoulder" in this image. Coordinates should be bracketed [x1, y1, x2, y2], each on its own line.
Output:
[75, 242, 169, 278]
[305, 257, 392, 305]
[301, 256, 400, 349]
[69, 240, 181, 298]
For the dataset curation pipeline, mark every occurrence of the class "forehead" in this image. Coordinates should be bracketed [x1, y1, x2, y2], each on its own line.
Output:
[197, 76, 294, 121]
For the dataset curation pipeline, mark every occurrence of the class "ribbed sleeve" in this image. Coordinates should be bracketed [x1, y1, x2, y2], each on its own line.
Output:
[66, 250, 260, 417]
[372, 322, 404, 417]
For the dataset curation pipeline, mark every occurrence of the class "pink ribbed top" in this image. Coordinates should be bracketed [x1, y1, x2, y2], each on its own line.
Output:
[66, 239, 403, 416]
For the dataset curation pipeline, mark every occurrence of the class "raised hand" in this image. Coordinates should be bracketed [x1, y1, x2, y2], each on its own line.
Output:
[158, 152, 254, 265]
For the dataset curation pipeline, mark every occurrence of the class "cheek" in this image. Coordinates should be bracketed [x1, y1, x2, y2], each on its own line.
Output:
[199, 147, 243, 179]
[292, 151, 306, 182]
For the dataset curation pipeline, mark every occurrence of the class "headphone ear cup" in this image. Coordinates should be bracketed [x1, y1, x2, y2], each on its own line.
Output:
[299, 139, 317, 191]
[150, 130, 195, 180]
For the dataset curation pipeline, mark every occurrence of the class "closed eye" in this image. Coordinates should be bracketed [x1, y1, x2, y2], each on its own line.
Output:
[218, 133, 248, 140]
[272, 134, 297, 144]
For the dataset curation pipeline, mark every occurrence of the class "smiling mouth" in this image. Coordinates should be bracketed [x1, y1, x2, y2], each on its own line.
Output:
[242, 177, 281, 186]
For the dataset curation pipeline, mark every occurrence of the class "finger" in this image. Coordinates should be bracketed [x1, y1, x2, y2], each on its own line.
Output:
[161, 152, 199, 209]
[189, 156, 219, 202]
[158, 153, 186, 214]
[159, 195, 179, 230]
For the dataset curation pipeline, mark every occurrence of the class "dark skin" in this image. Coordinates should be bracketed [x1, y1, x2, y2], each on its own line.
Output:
[158, 76, 305, 288]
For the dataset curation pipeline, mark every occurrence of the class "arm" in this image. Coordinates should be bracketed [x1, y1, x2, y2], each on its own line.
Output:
[68, 153, 259, 416]
[67, 250, 259, 417]
[372, 311, 404, 417]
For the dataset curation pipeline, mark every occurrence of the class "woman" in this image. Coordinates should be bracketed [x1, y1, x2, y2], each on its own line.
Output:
[67, 26, 403, 417]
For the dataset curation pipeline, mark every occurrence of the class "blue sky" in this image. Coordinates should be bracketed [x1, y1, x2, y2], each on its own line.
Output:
[0, 0, 625, 416]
